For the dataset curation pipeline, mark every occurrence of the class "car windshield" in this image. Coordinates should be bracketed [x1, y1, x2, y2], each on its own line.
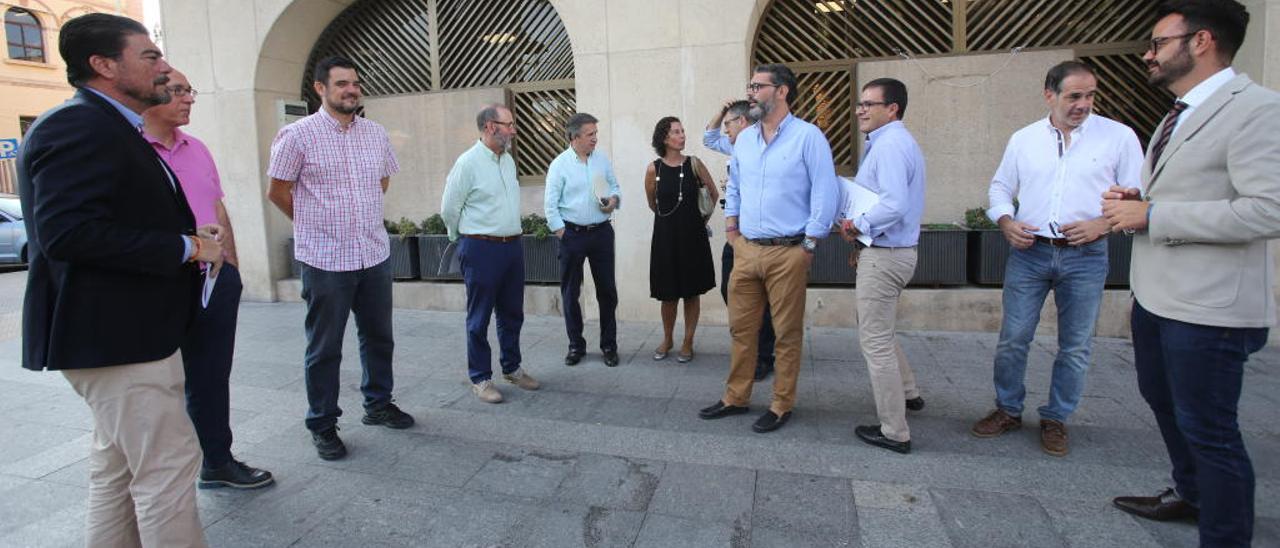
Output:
[0, 198, 21, 220]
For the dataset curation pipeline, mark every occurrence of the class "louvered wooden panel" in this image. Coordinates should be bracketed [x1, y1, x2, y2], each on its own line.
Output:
[437, 0, 574, 89]
[1084, 53, 1175, 148]
[793, 70, 855, 171]
[510, 85, 577, 179]
[967, 0, 1158, 52]
[753, 0, 952, 64]
[303, 0, 433, 106]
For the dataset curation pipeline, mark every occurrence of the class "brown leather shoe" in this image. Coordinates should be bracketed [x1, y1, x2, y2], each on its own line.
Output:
[971, 409, 1021, 438]
[1113, 488, 1199, 522]
[1040, 419, 1068, 456]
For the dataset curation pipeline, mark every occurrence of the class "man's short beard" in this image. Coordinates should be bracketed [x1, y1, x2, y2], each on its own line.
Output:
[330, 101, 360, 115]
[1148, 46, 1194, 89]
[124, 76, 170, 106]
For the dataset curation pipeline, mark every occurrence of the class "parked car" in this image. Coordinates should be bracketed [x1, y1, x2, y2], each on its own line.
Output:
[0, 194, 27, 264]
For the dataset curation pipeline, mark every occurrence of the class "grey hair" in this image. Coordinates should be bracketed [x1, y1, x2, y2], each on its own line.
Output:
[726, 100, 757, 124]
[565, 112, 598, 142]
[475, 104, 508, 131]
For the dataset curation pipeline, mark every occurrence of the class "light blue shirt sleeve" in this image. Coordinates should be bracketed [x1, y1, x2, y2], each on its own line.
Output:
[181, 236, 192, 263]
[703, 128, 732, 155]
[803, 130, 840, 238]
[856, 139, 911, 237]
[441, 154, 472, 242]
[725, 152, 741, 218]
[544, 156, 567, 232]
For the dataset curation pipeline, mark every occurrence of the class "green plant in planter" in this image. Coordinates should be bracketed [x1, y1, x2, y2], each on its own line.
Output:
[420, 214, 447, 235]
[386, 216, 421, 236]
[922, 223, 965, 230]
[521, 213, 552, 240]
[964, 207, 998, 229]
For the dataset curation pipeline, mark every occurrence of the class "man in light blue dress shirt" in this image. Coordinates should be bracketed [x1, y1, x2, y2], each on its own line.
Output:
[544, 113, 621, 367]
[841, 78, 926, 454]
[699, 64, 839, 434]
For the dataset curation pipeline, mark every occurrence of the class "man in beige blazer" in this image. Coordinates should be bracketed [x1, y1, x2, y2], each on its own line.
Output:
[1102, 1, 1280, 545]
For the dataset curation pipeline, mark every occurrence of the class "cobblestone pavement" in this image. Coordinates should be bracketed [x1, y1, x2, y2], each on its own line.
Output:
[1, 295, 1276, 547]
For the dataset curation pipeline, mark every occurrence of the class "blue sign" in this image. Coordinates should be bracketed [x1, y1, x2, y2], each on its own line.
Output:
[0, 139, 17, 160]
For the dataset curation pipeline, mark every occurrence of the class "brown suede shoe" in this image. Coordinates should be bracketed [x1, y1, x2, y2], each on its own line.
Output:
[1040, 419, 1068, 457]
[971, 409, 1021, 438]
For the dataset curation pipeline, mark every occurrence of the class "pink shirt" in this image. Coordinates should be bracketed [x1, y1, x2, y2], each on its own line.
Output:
[267, 109, 400, 272]
[145, 128, 222, 227]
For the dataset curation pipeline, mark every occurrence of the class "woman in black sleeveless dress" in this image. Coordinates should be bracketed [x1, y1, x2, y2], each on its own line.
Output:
[644, 116, 718, 363]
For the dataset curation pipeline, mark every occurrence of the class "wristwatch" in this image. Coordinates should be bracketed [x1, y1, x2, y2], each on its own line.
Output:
[801, 237, 817, 253]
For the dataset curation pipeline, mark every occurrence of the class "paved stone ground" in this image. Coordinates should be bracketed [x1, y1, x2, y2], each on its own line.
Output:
[1, 282, 1277, 547]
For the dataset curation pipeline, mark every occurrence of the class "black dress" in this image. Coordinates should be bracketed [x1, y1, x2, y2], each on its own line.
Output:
[649, 157, 716, 301]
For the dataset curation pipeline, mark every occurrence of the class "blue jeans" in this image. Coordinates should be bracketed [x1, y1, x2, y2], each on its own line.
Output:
[993, 238, 1107, 422]
[300, 259, 395, 432]
[559, 223, 618, 353]
[181, 263, 241, 469]
[460, 237, 524, 383]
[1132, 302, 1266, 548]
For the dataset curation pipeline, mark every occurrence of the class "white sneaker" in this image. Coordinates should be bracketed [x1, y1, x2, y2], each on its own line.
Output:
[502, 368, 541, 391]
[471, 380, 503, 403]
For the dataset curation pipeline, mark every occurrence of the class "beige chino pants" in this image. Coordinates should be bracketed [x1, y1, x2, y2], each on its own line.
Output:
[62, 351, 207, 548]
[855, 246, 921, 443]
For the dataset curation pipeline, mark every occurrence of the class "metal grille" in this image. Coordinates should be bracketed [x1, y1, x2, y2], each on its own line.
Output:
[967, 0, 1158, 52]
[793, 70, 855, 171]
[1085, 52, 1175, 147]
[509, 83, 576, 180]
[753, 0, 952, 65]
[437, 0, 574, 89]
[303, 0, 433, 104]
[0, 159, 16, 195]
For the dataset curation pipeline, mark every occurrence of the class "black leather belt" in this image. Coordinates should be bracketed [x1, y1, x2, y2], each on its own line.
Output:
[1034, 235, 1105, 247]
[747, 235, 804, 246]
[564, 220, 610, 232]
[463, 234, 520, 243]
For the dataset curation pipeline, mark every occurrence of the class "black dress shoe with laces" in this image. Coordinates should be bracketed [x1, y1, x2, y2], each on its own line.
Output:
[855, 425, 911, 454]
[565, 350, 585, 366]
[362, 402, 415, 429]
[198, 459, 275, 490]
[752, 410, 792, 433]
[1113, 488, 1199, 522]
[312, 426, 347, 460]
[602, 350, 620, 367]
[699, 401, 750, 420]
[906, 397, 925, 411]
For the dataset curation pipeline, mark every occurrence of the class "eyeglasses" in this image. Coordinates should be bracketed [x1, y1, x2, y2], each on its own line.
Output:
[855, 101, 887, 110]
[746, 82, 776, 93]
[166, 86, 198, 98]
[723, 116, 743, 126]
[1147, 32, 1198, 54]
[490, 120, 515, 128]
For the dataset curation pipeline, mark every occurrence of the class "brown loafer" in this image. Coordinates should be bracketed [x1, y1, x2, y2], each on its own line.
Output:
[971, 409, 1021, 438]
[1040, 419, 1068, 457]
[1113, 488, 1199, 522]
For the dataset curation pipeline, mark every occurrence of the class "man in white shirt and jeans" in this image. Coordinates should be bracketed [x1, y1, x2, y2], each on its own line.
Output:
[971, 61, 1143, 457]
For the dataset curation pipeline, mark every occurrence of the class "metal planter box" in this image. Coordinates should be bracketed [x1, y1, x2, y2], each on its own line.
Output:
[387, 235, 421, 280]
[909, 229, 968, 286]
[417, 235, 460, 281]
[286, 237, 301, 278]
[808, 235, 858, 285]
[522, 235, 561, 284]
[1106, 233, 1132, 288]
[968, 229, 1010, 285]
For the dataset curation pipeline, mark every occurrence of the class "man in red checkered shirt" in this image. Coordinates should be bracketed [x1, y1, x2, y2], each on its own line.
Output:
[267, 55, 413, 461]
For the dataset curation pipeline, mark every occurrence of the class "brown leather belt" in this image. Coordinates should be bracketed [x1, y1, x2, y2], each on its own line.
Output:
[1034, 235, 1105, 248]
[747, 235, 804, 246]
[463, 234, 520, 243]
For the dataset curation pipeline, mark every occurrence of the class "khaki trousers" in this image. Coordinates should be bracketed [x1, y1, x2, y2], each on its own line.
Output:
[722, 239, 809, 414]
[62, 351, 207, 548]
[855, 246, 920, 443]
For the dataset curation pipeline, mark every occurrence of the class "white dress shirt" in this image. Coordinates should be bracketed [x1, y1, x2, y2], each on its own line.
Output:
[987, 113, 1144, 238]
[1171, 67, 1236, 136]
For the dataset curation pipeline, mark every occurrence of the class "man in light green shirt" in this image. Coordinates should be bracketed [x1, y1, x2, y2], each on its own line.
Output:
[440, 104, 540, 403]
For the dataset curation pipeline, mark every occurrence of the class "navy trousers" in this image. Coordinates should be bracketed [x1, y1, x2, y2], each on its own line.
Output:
[1131, 301, 1267, 548]
[181, 263, 242, 469]
[300, 259, 395, 432]
[460, 237, 524, 383]
[721, 242, 775, 365]
[559, 222, 618, 353]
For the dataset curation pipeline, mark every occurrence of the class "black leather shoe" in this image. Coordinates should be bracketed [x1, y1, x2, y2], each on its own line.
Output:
[312, 426, 347, 460]
[565, 350, 585, 366]
[199, 459, 275, 490]
[362, 402, 415, 429]
[855, 425, 911, 454]
[699, 401, 750, 420]
[752, 410, 792, 433]
[906, 397, 925, 411]
[753, 359, 774, 381]
[602, 350, 620, 367]
[1113, 488, 1199, 522]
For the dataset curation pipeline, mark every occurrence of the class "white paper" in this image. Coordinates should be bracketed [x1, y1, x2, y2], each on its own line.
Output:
[839, 176, 878, 247]
[201, 270, 217, 309]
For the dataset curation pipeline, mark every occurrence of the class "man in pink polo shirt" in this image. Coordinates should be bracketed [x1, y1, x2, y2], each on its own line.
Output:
[143, 70, 274, 489]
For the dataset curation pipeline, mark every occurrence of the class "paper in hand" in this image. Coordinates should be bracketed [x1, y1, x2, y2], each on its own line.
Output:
[839, 176, 878, 247]
[201, 269, 217, 309]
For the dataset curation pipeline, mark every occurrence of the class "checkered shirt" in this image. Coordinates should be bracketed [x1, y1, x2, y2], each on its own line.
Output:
[268, 108, 399, 272]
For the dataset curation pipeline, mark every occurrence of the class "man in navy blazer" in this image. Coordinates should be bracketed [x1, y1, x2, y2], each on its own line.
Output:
[17, 13, 223, 547]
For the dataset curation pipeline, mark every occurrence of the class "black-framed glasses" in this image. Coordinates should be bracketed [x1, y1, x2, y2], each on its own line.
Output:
[166, 85, 198, 98]
[855, 101, 887, 110]
[746, 82, 776, 92]
[490, 120, 515, 128]
[722, 116, 743, 126]
[1147, 32, 1198, 54]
